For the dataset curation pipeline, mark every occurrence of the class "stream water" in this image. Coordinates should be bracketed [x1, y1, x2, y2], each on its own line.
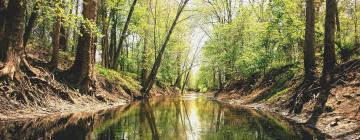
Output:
[0, 94, 325, 140]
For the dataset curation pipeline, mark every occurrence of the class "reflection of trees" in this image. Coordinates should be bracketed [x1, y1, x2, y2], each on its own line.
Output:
[140, 99, 159, 140]
[0, 96, 325, 140]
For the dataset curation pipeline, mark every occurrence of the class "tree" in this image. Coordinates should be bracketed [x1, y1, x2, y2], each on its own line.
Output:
[62, 0, 98, 94]
[48, 11, 61, 72]
[322, 0, 337, 75]
[101, 0, 109, 67]
[23, 1, 40, 48]
[308, 0, 337, 124]
[0, 0, 5, 34]
[141, 0, 190, 96]
[112, 0, 138, 69]
[303, 0, 317, 82]
[0, 0, 26, 80]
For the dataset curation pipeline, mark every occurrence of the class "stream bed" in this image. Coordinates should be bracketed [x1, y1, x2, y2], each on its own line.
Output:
[0, 94, 325, 140]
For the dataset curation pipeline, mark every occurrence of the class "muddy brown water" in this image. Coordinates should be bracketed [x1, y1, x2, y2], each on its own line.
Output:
[0, 94, 325, 140]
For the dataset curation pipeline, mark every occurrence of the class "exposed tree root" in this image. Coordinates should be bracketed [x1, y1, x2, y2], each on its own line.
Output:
[288, 59, 360, 116]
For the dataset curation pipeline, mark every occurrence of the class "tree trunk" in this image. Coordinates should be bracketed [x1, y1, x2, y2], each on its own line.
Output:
[63, 0, 98, 94]
[112, 0, 138, 69]
[141, 0, 190, 96]
[355, 0, 359, 46]
[23, 1, 39, 48]
[101, 0, 109, 67]
[109, 10, 117, 68]
[308, 0, 337, 124]
[48, 16, 61, 72]
[304, 0, 317, 82]
[322, 0, 337, 75]
[0, 0, 6, 34]
[141, 37, 148, 86]
[0, 0, 26, 80]
[60, 26, 68, 51]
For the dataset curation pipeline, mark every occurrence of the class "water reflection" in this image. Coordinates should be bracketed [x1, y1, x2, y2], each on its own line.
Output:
[0, 95, 325, 140]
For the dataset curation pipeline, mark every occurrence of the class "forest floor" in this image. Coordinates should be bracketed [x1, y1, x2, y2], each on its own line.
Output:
[216, 61, 360, 139]
[0, 44, 178, 120]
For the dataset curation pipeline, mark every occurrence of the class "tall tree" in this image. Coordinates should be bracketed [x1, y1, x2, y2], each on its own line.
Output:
[101, 0, 109, 67]
[141, 0, 190, 96]
[48, 12, 61, 72]
[0, 0, 26, 80]
[111, 0, 138, 69]
[308, 0, 337, 124]
[304, 0, 317, 82]
[322, 0, 337, 75]
[62, 0, 98, 94]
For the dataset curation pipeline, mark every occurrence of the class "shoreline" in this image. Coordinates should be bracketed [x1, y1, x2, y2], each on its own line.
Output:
[215, 95, 360, 140]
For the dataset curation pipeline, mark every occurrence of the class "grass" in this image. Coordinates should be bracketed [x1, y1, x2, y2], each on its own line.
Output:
[267, 88, 289, 102]
[95, 64, 141, 92]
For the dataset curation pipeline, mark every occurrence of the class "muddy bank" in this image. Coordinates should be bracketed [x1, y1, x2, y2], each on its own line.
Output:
[215, 61, 360, 139]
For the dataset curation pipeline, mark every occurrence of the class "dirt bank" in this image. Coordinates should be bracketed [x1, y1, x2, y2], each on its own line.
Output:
[216, 61, 360, 139]
[0, 45, 178, 120]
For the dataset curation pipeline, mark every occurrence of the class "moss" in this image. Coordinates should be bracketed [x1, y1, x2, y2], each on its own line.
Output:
[267, 88, 289, 102]
[95, 65, 141, 92]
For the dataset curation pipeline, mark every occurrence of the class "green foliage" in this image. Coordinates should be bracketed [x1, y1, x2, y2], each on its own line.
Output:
[197, 0, 304, 90]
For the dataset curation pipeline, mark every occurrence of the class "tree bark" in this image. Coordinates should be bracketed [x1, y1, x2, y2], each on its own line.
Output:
[322, 0, 337, 75]
[23, 1, 39, 48]
[109, 10, 117, 68]
[304, 0, 317, 82]
[101, 0, 109, 67]
[141, 0, 190, 96]
[0, 0, 6, 34]
[0, 0, 26, 80]
[63, 0, 98, 94]
[308, 0, 337, 124]
[48, 16, 61, 72]
[60, 26, 68, 51]
[111, 0, 138, 69]
[355, 0, 359, 46]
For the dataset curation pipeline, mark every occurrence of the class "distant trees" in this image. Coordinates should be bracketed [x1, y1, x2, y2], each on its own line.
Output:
[141, 0, 190, 95]
[112, 0, 138, 69]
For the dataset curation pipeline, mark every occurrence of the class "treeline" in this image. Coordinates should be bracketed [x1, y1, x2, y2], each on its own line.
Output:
[196, 0, 359, 91]
[0, 0, 192, 96]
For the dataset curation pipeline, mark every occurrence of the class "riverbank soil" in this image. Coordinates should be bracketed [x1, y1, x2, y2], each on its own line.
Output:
[217, 60, 360, 139]
[0, 45, 177, 120]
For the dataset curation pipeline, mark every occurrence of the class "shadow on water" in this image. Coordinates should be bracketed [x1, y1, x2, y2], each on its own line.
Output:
[0, 95, 326, 140]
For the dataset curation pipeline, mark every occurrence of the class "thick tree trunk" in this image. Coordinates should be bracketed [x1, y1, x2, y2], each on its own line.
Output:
[23, 1, 39, 48]
[141, 0, 190, 96]
[0, 0, 26, 80]
[308, 0, 337, 124]
[64, 0, 98, 94]
[48, 16, 61, 72]
[304, 0, 317, 82]
[112, 0, 138, 69]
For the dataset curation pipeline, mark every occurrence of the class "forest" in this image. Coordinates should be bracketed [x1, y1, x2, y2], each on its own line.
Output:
[0, 0, 359, 139]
